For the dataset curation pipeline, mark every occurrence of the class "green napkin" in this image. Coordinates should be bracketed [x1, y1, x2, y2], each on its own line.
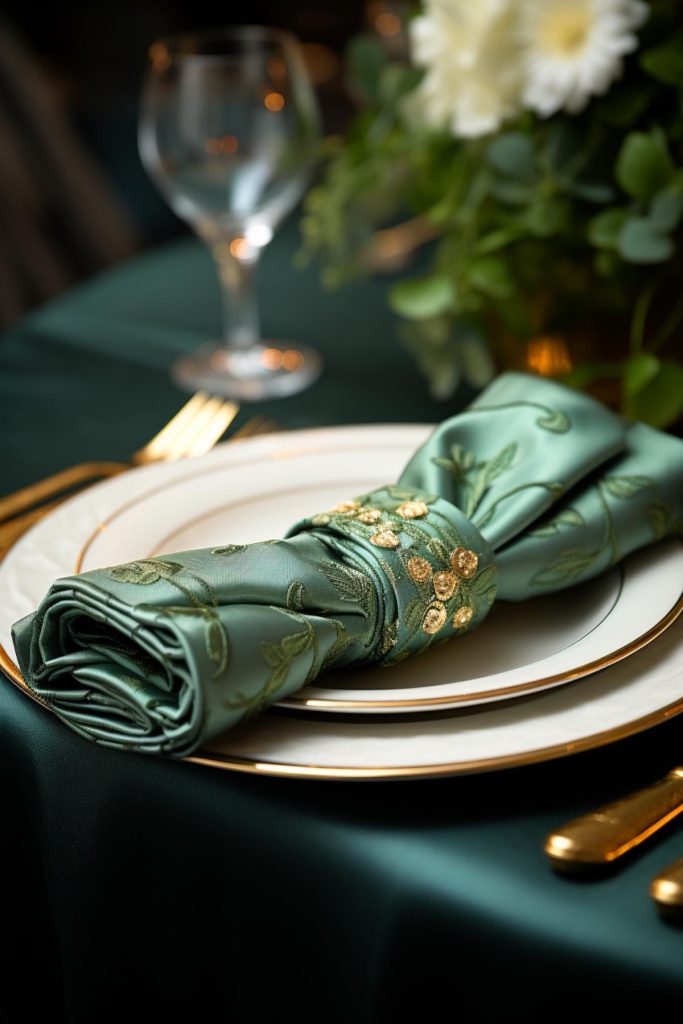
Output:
[11, 373, 683, 755]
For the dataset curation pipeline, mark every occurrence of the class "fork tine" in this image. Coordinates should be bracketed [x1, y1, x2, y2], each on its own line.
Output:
[230, 415, 277, 440]
[133, 391, 211, 463]
[156, 397, 234, 462]
[180, 401, 240, 458]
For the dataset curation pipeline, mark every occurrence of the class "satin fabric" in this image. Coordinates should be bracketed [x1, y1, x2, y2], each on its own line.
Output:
[11, 372, 683, 755]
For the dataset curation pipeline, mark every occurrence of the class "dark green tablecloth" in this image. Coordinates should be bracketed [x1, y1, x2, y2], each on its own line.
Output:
[1, 223, 682, 1023]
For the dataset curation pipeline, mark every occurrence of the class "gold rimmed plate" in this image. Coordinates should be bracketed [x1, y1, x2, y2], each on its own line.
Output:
[0, 425, 681, 779]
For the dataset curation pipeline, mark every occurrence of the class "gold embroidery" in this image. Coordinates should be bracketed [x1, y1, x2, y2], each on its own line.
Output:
[396, 500, 429, 520]
[407, 556, 432, 583]
[433, 570, 457, 601]
[422, 601, 447, 634]
[330, 499, 361, 515]
[370, 530, 400, 549]
[452, 605, 474, 628]
[357, 507, 382, 524]
[450, 547, 479, 578]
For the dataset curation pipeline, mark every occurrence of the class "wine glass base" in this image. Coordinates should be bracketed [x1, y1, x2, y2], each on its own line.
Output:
[172, 341, 323, 400]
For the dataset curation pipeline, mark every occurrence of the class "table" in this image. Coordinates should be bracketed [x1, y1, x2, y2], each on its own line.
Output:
[2, 222, 682, 1022]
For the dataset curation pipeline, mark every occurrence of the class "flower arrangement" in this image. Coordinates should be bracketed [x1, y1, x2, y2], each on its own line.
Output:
[300, 0, 683, 426]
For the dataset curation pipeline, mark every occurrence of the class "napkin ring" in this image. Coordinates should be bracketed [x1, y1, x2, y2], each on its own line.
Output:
[287, 486, 497, 665]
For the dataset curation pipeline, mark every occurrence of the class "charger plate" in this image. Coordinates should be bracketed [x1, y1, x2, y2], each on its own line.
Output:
[0, 425, 681, 779]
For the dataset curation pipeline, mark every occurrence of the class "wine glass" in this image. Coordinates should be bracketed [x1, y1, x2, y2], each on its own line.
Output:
[139, 26, 323, 399]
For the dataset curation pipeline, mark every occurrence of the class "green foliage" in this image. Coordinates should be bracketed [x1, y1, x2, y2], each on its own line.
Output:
[300, 6, 683, 427]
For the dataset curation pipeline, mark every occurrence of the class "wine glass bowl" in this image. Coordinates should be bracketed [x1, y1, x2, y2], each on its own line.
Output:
[139, 26, 323, 399]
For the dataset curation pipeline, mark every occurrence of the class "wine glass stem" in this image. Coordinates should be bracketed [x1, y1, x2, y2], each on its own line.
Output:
[216, 249, 262, 351]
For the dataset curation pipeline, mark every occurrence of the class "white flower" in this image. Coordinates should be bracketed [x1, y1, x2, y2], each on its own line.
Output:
[519, 0, 649, 117]
[408, 0, 524, 138]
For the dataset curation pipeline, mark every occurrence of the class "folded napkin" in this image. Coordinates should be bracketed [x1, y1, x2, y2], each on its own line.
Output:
[12, 373, 683, 756]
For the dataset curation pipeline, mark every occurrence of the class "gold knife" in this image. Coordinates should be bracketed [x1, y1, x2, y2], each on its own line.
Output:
[545, 768, 683, 870]
[650, 857, 683, 913]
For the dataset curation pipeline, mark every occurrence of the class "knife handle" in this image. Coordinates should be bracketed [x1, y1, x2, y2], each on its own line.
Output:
[545, 768, 683, 869]
[650, 857, 683, 911]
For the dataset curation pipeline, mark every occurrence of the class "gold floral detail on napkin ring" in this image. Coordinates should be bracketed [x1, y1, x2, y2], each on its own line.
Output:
[330, 499, 361, 515]
[396, 500, 429, 519]
[450, 547, 479, 578]
[370, 529, 401, 549]
[433, 570, 458, 601]
[357, 507, 382, 524]
[453, 605, 474, 628]
[422, 601, 447, 634]
[407, 556, 432, 583]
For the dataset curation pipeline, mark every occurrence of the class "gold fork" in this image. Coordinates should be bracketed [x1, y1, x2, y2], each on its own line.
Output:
[0, 391, 243, 550]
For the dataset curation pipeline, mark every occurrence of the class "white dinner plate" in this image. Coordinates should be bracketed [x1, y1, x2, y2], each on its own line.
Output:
[0, 425, 681, 779]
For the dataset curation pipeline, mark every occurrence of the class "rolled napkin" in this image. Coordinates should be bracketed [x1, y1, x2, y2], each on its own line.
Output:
[11, 373, 683, 755]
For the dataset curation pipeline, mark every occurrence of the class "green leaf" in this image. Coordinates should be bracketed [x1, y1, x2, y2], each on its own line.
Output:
[525, 197, 569, 237]
[404, 598, 426, 636]
[588, 208, 629, 249]
[108, 559, 183, 586]
[487, 133, 536, 182]
[468, 257, 514, 299]
[211, 544, 246, 556]
[531, 549, 597, 587]
[615, 131, 674, 202]
[281, 630, 312, 659]
[205, 618, 228, 677]
[623, 352, 660, 399]
[623, 359, 683, 427]
[320, 558, 372, 612]
[379, 64, 422, 105]
[529, 508, 586, 538]
[475, 227, 525, 255]
[618, 217, 673, 264]
[389, 273, 455, 319]
[490, 181, 531, 206]
[483, 443, 517, 483]
[427, 538, 449, 564]
[536, 409, 571, 433]
[260, 641, 284, 669]
[646, 500, 683, 539]
[345, 35, 388, 104]
[640, 32, 683, 86]
[569, 180, 616, 204]
[649, 189, 683, 233]
[603, 475, 654, 499]
[286, 581, 306, 611]
[472, 563, 496, 595]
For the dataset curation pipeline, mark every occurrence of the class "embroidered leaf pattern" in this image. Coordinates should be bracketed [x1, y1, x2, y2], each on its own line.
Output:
[603, 475, 654, 499]
[528, 507, 586, 538]
[286, 581, 306, 611]
[211, 544, 247, 556]
[145, 604, 229, 678]
[472, 564, 496, 595]
[378, 559, 399, 587]
[404, 599, 425, 637]
[381, 620, 399, 654]
[530, 549, 599, 587]
[320, 557, 374, 616]
[427, 538, 449, 564]
[225, 617, 316, 718]
[432, 442, 518, 518]
[322, 618, 355, 669]
[535, 408, 571, 432]
[471, 400, 571, 433]
[109, 559, 183, 586]
[648, 500, 683, 540]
